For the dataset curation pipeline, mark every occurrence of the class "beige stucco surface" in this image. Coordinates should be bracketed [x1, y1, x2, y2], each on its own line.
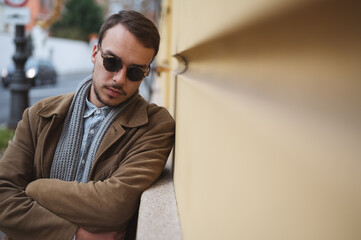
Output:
[157, 0, 361, 239]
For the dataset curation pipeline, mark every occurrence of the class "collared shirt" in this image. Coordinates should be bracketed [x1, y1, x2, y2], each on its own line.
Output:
[74, 98, 111, 183]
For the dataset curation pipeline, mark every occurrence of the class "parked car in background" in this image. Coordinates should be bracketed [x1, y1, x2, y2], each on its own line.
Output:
[1, 57, 57, 88]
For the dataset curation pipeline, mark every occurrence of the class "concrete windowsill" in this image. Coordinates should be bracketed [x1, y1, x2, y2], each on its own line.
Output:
[136, 159, 182, 240]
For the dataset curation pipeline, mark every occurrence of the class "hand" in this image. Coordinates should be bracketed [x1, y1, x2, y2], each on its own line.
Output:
[76, 227, 126, 240]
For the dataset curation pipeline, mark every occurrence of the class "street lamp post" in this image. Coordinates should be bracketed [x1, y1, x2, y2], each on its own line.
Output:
[4, 0, 30, 129]
[8, 24, 29, 129]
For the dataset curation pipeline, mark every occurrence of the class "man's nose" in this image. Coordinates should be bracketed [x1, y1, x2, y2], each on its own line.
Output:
[112, 67, 127, 85]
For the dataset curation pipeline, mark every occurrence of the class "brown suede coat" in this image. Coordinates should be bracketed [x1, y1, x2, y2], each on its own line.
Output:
[0, 93, 175, 240]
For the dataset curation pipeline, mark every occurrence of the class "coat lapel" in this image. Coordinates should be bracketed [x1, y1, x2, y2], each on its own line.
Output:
[93, 96, 149, 166]
[35, 93, 74, 178]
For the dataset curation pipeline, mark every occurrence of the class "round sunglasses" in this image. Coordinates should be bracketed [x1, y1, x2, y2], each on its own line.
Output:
[98, 45, 150, 82]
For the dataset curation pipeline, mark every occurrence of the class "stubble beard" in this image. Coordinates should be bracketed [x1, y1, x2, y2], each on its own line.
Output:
[92, 67, 127, 107]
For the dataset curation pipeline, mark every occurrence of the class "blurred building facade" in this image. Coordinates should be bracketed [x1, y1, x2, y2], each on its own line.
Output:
[0, 0, 96, 75]
[25, 0, 54, 31]
[0, 0, 54, 33]
[101, 0, 161, 25]
[156, 0, 361, 239]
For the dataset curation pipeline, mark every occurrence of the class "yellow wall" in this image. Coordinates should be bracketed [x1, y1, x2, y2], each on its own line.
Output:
[157, 0, 361, 239]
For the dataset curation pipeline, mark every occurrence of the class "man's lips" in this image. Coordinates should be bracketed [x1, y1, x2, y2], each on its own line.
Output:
[106, 86, 126, 97]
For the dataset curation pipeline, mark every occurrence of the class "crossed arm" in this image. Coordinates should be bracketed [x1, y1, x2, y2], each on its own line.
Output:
[0, 107, 175, 239]
[26, 119, 174, 232]
[0, 108, 77, 240]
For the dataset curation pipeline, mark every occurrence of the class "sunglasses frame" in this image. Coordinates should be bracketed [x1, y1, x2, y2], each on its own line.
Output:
[98, 44, 150, 82]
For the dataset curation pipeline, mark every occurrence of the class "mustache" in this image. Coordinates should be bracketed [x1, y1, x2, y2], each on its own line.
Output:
[108, 84, 127, 96]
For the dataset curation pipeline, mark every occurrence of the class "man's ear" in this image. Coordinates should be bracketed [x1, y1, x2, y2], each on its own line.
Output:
[91, 44, 98, 64]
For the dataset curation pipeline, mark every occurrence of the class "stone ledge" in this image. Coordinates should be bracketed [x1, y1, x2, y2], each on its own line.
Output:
[136, 159, 182, 240]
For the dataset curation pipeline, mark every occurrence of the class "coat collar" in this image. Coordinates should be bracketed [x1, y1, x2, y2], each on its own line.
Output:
[112, 94, 149, 128]
[36, 92, 149, 128]
[37, 92, 74, 118]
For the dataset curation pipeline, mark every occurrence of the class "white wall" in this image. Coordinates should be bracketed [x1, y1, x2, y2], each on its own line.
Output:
[0, 32, 14, 72]
[44, 37, 93, 75]
[0, 26, 93, 75]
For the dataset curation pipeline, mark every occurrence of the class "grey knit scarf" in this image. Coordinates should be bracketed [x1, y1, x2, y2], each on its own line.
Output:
[50, 76, 137, 181]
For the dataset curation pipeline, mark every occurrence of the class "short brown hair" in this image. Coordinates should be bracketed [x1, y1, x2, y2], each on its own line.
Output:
[98, 10, 160, 58]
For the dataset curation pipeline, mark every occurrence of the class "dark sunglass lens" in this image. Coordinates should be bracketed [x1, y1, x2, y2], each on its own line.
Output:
[127, 67, 145, 81]
[103, 57, 122, 72]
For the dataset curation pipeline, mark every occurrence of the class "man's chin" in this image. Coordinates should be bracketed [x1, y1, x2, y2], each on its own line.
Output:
[94, 89, 123, 107]
[101, 97, 126, 108]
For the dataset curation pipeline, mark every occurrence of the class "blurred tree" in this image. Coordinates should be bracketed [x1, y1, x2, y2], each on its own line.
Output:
[50, 0, 104, 42]
[110, 0, 161, 23]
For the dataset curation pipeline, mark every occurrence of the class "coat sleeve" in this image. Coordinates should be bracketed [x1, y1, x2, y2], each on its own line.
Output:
[25, 113, 175, 233]
[0, 108, 78, 240]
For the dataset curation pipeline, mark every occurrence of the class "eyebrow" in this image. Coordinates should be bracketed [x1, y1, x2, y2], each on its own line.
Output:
[102, 49, 149, 69]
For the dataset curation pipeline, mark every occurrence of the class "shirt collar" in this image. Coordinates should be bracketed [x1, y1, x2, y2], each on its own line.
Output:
[84, 97, 111, 118]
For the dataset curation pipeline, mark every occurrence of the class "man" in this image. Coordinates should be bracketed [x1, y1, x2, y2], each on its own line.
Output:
[0, 10, 175, 240]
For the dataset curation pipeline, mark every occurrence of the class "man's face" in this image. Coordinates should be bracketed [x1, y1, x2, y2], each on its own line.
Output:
[90, 24, 155, 107]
